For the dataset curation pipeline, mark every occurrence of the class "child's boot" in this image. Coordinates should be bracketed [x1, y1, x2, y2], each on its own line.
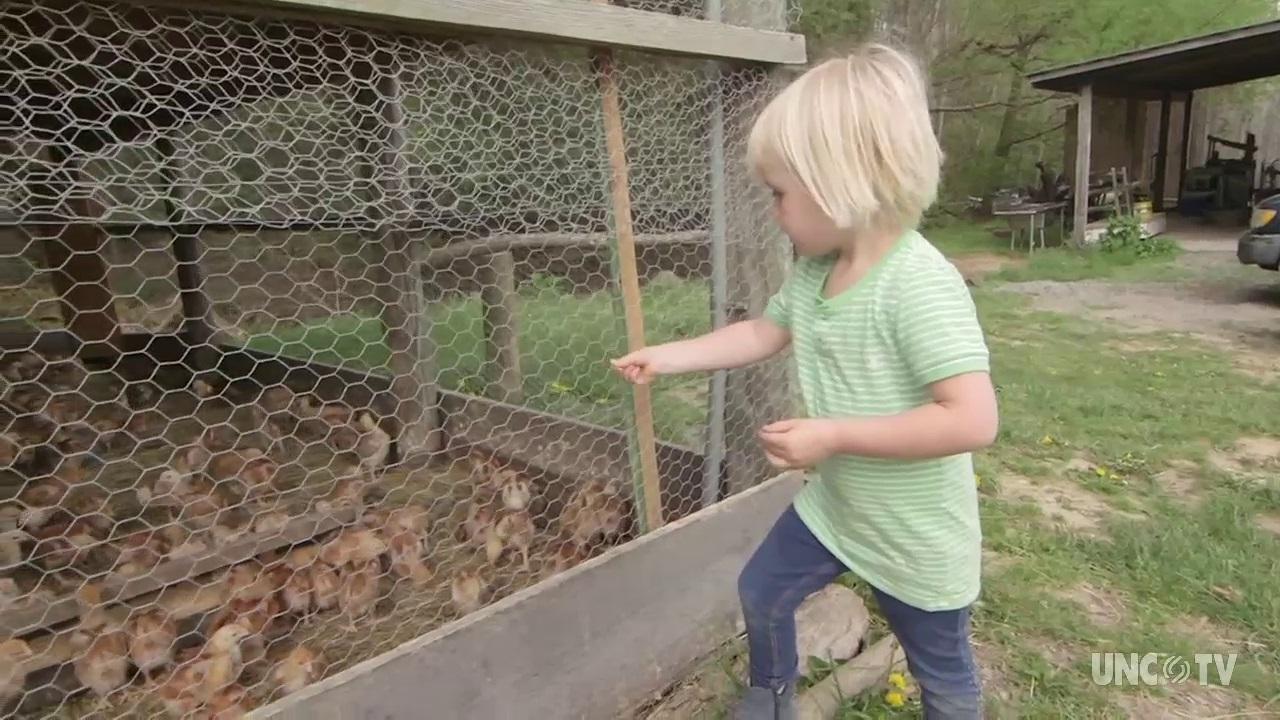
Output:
[729, 684, 796, 720]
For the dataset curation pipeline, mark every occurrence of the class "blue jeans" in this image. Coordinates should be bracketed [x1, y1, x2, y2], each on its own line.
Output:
[737, 505, 983, 719]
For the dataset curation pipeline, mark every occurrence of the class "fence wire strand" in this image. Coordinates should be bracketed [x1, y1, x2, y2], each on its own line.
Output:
[0, 0, 794, 716]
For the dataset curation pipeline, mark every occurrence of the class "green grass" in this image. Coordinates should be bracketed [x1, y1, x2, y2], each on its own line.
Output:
[924, 216, 1187, 283]
[244, 271, 712, 447]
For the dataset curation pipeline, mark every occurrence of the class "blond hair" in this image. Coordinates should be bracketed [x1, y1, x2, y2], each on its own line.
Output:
[747, 43, 942, 233]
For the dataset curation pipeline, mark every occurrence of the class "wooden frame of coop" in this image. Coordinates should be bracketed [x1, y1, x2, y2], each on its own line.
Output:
[0, 0, 806, 715]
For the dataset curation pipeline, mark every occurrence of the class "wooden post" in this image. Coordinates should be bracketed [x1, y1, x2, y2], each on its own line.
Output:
[35, 145, 122, 360]
[156, 136, 217, 372]
[353, 47, 441, 456]
[1124, 98, 1143, 183]
[479, 251, 522, 404]
[1072, 85, 1093, 247]
[1177, 91, 1194, 206]
[702, 0, 728, 509]
[591, 41, 664, 532]
[1153, 92, 1172, 212]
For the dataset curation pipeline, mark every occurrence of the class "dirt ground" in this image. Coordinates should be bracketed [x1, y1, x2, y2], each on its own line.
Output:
[1005, 222, 1280, 380]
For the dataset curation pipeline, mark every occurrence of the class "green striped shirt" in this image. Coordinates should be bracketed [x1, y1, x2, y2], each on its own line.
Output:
[763, 229, 990, 611]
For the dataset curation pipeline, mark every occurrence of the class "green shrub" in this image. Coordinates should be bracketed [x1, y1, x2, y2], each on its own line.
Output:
[1099, 213, 1177, 258]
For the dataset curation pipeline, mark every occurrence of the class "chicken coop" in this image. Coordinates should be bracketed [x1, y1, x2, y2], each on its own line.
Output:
[0, 0, 806, 717]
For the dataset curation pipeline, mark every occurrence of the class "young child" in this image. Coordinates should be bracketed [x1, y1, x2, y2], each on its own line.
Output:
[610, 43, 996, 720]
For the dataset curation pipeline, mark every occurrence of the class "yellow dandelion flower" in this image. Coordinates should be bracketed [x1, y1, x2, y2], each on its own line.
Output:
[885, 689, 907, 708]
[1039, 434, 1056, 446]
[974, 474, 983, 488]
[887, 671, 907, 690]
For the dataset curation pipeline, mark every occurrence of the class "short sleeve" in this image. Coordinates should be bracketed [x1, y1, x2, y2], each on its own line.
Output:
[762, 272, 794, 329]
[893, 263, 990, 386]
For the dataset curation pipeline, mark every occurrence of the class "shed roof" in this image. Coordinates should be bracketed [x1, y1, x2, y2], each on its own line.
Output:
[1027, 20, 1280, 98]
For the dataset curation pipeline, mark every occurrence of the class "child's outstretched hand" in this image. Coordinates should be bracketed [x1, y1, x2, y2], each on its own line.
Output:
[610, 347, 671, 385]
[758, 418, 835, 470]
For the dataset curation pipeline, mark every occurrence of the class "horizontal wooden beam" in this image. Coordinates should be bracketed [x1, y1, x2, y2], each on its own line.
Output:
[137, 0, 806, 65]
[0, 507, 359, 640]
[422, 230, 707, 267]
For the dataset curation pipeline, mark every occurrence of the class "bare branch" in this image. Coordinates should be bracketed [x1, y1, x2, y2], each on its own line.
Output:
[1005, 120, 1068, 148]
[932, 100, 1005, 113]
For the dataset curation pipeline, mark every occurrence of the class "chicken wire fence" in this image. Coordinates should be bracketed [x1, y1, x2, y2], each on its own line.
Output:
[0, 0, 798, 717]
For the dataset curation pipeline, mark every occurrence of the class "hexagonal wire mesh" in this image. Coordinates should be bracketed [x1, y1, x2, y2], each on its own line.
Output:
[0, 0, 797, 717]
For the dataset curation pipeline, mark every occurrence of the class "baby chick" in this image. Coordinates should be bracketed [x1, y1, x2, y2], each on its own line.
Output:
[208, 684, 251, 720]
[273, 645, 325, 695]
[318, 529, 386, 569]
[494, 510, 535, 571]
[540, 539, 589, 580]
[0, 638, 31, 709]
[450, 568, 486, 616]
[251, 507, 291, 536]
[311, 563, 341, 613]
[387, 529, 433, 586]
[353, 412, 391, 481]
[71, 585, 131, 705]
[338, 558, 381, 632]
[200, 622, 252, 703]
[496, 469, 533, 512]
[157, 652, 208, 717]
[126, 608, 178, 682]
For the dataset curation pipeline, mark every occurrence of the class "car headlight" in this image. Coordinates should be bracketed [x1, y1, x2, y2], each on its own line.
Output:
[1252, 208, 1277, 229]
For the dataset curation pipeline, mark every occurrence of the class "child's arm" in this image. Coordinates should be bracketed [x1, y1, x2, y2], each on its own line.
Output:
[760, 371, 996, 466]
[611, 317, 790, 384]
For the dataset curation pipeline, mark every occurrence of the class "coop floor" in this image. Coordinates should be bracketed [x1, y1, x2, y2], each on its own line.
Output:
[29, 448, 594, 719]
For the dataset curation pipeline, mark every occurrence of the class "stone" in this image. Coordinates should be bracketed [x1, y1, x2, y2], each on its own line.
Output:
[795, 584, 870, 674]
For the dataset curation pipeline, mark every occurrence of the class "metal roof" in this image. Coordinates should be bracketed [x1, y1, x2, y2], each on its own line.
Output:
[1027, 19, 1280, 98]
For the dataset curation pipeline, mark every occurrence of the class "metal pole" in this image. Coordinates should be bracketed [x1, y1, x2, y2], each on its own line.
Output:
[701, 0, 728, 509]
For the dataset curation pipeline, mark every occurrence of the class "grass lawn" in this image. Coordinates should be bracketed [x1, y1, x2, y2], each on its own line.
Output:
[243, 271, 713, 448]
[246, 220, 1279, 718]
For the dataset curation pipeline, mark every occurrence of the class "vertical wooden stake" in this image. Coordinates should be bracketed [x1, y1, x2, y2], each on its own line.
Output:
[353, 46, 441, 456]
[1072, 84, 1093, 247]
[591, 45, 664, 532]
[36, 145, 122, 360]
[1177, 92, 1195, 205]
[1154, 92, 1172, 213]
[479, 251, 523, 404]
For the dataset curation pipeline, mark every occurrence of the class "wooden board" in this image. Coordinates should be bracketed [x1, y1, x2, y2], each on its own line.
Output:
[136, 0, 808, 65]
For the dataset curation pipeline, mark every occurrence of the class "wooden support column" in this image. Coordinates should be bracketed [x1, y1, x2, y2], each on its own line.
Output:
[35, 145, 121, 360]
[591, 32, 665, 532]
[1072, 84, 1093, 247]
[353, 47, 441, 456]
[1177, 91, 1194, 206]
[1124, 98, 1143, 182]
[478, 251, 522, 404]
[156, 136, 217, 372]
[1153, 92, 1172, 212]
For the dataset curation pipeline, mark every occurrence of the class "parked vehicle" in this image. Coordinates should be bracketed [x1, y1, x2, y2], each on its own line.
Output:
[1237, 193, 1280, 271]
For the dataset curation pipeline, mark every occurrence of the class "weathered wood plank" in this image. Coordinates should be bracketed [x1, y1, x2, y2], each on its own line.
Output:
[139, 0, 807, 65]
[478, 251, 522, 404]
[1154, 92, 1172, 212]
[422, 231, 706, 268]
[1073, 85, 1093, 247]
[592, 39, 665, 532]
[248, 471, 805, 720]
[352, 46, 441, 455]
[33, 146, 122, 359]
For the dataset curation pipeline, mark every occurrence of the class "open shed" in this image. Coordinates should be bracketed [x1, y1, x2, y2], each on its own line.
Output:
[1028, 19, 1280, 244]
